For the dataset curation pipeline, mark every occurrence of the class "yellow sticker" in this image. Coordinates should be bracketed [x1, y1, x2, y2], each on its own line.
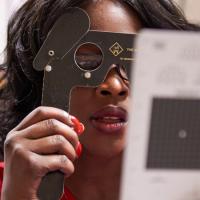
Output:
[109, 42, 124, 57]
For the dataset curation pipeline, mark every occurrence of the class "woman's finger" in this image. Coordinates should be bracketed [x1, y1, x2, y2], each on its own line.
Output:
[35, 154, 75, 178]
[27, 135, 78, 161]
[20, 119, 79, 149]
[13, 106, 73, 131]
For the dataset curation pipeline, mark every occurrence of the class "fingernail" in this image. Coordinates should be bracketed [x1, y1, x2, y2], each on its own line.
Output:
[71, 116, 80, 126]
[76, 142, 82, 158]
[77, 123, 85, 135]
[71, 116, 85, 135]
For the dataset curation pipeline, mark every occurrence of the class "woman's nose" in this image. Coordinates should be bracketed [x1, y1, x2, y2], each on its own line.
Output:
[96, 67, 129, 100]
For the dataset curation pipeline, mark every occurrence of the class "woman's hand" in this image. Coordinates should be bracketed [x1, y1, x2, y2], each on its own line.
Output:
[1, 106, 84, 200]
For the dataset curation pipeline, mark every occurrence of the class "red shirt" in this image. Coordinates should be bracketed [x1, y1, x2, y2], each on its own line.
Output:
[0, 162, 76, 200]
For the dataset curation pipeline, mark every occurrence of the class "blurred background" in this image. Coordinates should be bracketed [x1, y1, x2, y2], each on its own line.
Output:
[175, 0, 200, 24]
[0, 0, 200, 59]
[0, 0, 26, 63]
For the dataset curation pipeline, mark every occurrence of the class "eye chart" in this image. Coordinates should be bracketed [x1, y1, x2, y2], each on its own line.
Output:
[121, 30, 200, 200]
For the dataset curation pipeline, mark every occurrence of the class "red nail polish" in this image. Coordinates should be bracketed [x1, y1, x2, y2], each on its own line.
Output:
[77, 123, 85, 135]
[76, 142, 82, 158]
[71, 116, 80, 125]
[71, 116, 85, 135]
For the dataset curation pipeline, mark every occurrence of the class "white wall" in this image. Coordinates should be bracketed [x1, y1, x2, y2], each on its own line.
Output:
[174, 0, 200, 24]
[184, 0, 200, 24]
[0, 0, 8, 62]
[0, 0, 26, 62]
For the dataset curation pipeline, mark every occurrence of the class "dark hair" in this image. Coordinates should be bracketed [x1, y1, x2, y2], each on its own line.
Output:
[0, 0, 199, 159]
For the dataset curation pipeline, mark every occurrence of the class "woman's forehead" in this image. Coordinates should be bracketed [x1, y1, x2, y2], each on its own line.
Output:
[79, 0, 142, 34]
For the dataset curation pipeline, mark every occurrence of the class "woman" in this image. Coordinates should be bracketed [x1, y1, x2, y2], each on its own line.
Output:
[0, 0, 199, 199]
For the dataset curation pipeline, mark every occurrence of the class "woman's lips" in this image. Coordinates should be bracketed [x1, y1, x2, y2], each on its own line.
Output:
[90, 106, 128, 134]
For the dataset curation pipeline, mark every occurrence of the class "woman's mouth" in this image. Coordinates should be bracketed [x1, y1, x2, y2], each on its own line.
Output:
[90, 105, 128, 134]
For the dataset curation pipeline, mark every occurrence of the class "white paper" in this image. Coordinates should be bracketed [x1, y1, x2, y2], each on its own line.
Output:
[120, 30, 200, 200]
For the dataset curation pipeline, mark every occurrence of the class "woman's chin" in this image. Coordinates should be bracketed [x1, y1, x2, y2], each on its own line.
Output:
[81, 139, 126, 158]
[79, 121, 127, 158]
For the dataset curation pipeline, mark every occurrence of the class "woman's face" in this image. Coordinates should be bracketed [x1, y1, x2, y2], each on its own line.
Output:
[70, 0, 141, 157]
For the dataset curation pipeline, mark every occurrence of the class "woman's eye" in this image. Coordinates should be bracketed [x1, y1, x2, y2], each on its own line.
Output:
[76, 54, 102, 70]
[75, 43, 103, 71]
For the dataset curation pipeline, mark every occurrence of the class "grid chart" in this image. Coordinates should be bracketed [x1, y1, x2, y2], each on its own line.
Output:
[147, 98, 200, 169]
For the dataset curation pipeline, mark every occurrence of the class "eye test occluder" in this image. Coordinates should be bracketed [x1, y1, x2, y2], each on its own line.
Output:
[33, 7, 135, 111]
[33, 7, 135, 200]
